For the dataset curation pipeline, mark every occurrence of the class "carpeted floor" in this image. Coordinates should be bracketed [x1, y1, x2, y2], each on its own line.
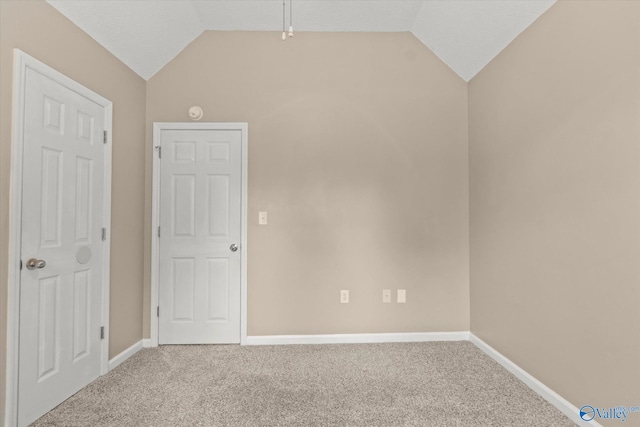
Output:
[32, 341, 575, 426]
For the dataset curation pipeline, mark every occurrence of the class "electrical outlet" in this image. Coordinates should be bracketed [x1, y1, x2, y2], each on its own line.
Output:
[258, 211, 268, 225]
[340, 290, 349, 304]
[382, 289, 391, 303]
[397, 289, 406, 303]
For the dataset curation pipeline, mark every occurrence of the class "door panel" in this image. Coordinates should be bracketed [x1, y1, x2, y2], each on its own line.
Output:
[74, 157, 93, 242]
[40, 148, 63, 247]
[18, 67, 105, 427]
[208, 175, 230, 237]
[173, 174, 196, 237]
[159, 129, 242, 344]
[172, 258, 195, 322]
[72, 269, 91, 361]
[207, 258, 230, 322]
[37, 274, 60, 380]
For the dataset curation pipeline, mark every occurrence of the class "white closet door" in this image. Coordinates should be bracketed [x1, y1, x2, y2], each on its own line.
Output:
[18, 67, 106, 427]
[158, 129, 242, 344]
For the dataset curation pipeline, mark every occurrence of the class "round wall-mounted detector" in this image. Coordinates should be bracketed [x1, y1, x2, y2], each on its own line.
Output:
[188, 106, 203, 121]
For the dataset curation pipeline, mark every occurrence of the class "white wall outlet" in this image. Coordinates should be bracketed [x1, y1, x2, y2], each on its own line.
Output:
[258, 211, 268, 225]
[397, 289, 406, 303]
[340, 290, 349, 304]
[382, 289, 391, 303]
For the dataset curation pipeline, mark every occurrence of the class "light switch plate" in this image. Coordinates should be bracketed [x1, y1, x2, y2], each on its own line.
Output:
[383, 289, 391, 303]
[258, 211, 268, 225]
[397, 289, 406, 303]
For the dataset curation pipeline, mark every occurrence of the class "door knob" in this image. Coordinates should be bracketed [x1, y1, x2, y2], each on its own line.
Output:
[230, 244, 238, 252]
[26, 258, 46, 270]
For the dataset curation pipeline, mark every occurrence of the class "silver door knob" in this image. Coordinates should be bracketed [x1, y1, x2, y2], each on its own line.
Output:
[26, 258, 46, 270]
[230, 244, 238, 252]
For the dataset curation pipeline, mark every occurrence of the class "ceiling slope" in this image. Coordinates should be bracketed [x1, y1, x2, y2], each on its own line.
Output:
[48, 0, 205, 79]
[412, 0, 555, 81]
[47, 0, 555, 81]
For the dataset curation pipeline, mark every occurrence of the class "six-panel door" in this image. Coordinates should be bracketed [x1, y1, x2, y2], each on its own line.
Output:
[158, 129, 242, 344]
[18, 67, 105, 426]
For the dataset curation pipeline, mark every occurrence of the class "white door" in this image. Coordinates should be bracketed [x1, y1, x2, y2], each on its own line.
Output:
[158, 129, 242, 344]
[18, 66, 108, 426]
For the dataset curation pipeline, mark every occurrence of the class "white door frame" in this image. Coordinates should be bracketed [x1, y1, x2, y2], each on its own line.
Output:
[5, 49, 112, 427]
[150, 122, 248, 347]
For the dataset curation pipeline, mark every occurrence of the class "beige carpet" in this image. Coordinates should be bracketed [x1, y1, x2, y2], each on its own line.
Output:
[32, 341, 575, 426]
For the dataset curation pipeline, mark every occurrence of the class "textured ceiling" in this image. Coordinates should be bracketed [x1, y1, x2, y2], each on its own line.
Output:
[47, 0, 555, 81]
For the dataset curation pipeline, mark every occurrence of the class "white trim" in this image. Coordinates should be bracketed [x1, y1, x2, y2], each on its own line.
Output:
[142, 339, 153, 348]
[240, 124, 248, 345]
[101, 105, 113, 376]
[6, 48, 27, 427]
[246, 331, 470, 346]
[108, 340, 143, 371]
[149, 124, 160, 347]
[469, 333, 601, 427]
[5, 49, 113, 427]
[150, 122, 248, 347]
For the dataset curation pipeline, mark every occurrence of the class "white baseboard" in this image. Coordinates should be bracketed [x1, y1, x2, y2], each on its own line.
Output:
[246, 331, 470, 346]
[108, 340, 143, 371]
[469, 333, 601, 427]
[142, 338, 153, 348]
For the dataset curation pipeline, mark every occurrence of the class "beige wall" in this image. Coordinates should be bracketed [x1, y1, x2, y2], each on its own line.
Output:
[145, 31, 470, 337]
[0, 1, 147, 421]
[469, 0, 640, 415]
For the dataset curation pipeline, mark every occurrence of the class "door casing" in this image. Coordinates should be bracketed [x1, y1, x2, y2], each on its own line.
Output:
[150, 122, 248, 347]
[6, 49, 112, 427]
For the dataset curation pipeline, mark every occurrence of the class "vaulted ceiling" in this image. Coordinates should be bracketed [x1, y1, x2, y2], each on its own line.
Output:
[46, 0, 555, 81]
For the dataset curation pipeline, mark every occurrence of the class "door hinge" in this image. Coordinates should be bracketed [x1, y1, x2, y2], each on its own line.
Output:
[156, 146, 162, 159]
[157, 306, 160, 317]
[102, 228, 106, 241]
[157, 226, 160, 238]
[100, 326, 105, 340]
[103, 130, 108, 144]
